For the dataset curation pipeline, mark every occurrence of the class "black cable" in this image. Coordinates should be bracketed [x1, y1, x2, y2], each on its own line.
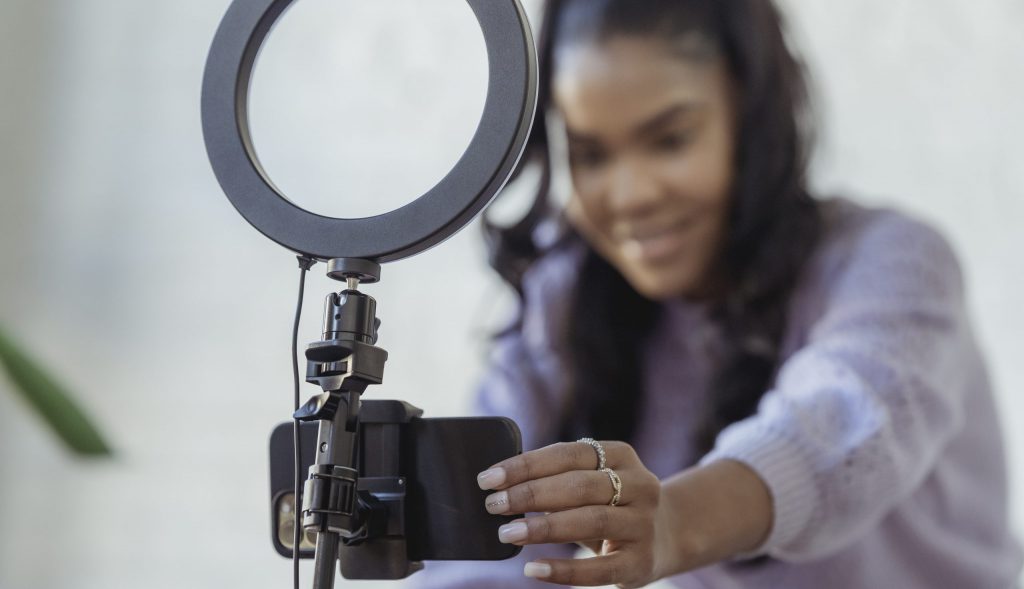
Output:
[293, 256, 316, 589]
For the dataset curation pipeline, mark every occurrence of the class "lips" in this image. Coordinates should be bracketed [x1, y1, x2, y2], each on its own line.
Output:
[619, 218, 695, 264]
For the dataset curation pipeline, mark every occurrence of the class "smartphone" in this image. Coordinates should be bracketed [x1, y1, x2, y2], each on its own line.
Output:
[269, 401, 523, 577]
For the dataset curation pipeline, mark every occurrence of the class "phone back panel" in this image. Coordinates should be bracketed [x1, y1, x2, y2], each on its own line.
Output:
[404, 416, 523, 561]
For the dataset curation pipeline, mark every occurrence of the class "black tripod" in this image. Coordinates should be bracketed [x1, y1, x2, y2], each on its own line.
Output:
[294, 258, 420, 587]
[269, 256, 526, 587]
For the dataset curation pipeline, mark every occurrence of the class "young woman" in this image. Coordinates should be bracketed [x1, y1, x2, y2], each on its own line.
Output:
[414, 0, 1022, 587]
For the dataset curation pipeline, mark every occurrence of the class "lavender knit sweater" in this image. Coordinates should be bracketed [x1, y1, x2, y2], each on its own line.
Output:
[409, 199, 1022, 589]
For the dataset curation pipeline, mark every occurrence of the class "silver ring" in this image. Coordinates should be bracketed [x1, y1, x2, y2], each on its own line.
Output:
[601, 468, 623, 506]
[577, 437, 607, 470]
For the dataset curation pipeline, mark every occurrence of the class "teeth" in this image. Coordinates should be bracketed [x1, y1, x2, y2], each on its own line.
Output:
[623, 239, 644, 260]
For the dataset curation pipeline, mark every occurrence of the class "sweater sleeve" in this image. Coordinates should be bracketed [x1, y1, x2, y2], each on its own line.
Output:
[406, 252, 579, 588]
[701, 212, 970, 562]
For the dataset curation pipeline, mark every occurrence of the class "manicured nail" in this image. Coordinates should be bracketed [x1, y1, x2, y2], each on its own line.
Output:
[485, 491, 510, 514]
[524, 562, 552, 579]
[477, 467, 506, 490]
[498, 521, 528, 544]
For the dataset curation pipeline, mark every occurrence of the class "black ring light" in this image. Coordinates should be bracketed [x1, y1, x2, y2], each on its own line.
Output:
[202, 0, 538, 263]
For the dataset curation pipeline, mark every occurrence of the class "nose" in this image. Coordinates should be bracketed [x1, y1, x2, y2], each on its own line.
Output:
[606, 156, 663, 217]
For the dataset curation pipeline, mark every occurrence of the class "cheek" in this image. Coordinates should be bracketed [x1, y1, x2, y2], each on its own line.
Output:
[569, 166, 608, 209]
[566, 192, 615, 251]
[667, 155, 732, 272]
[667, 135, 735, 210]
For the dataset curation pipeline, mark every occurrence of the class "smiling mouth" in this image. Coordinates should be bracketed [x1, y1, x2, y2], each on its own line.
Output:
[620, 219, 695, 263]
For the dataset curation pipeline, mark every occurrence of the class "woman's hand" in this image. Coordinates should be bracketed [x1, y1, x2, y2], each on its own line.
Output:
[476, 440, 677, 588]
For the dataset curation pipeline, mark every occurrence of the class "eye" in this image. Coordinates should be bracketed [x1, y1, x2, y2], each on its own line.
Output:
[651, 131, 692, 154]
[569, 145, 608, 169]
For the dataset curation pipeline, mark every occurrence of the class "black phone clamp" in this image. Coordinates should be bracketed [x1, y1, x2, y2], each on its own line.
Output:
[293, 259, 422, 586]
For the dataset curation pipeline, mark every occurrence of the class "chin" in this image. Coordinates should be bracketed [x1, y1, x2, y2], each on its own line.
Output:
[625, 271, 697, 302]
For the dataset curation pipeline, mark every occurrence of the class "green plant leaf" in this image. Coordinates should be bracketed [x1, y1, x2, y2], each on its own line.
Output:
[0, 325, 113, 457]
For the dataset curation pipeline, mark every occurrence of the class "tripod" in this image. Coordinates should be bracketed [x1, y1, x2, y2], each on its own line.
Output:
[293, 258, 419, 587]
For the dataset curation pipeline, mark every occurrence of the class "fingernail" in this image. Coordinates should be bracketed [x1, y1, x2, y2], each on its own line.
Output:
[477, 467, 506, 490]
[485, 491, 510, 514]
[524, 562, 552, 579]
[498, 521, 528, 544]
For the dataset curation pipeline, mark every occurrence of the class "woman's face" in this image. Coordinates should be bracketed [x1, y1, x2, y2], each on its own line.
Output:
[554, 36, 737, 301]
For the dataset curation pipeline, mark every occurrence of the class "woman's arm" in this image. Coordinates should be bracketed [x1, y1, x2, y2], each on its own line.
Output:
[476, 211, 973, 585]
[699, 212, 970, 560]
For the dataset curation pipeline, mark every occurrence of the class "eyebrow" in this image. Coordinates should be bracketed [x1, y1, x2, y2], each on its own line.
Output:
[637, 103, 703, 136]
[566, 102, 705, 144]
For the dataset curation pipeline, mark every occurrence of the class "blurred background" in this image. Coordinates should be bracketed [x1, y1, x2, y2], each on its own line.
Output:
[0, 0, 1021, 587]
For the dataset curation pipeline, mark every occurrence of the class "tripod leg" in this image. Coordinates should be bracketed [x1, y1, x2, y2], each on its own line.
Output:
[312, 532, 340, 589]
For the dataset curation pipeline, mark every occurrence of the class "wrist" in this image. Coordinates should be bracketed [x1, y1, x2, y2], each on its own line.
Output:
[654, 460, 774, 576]
[652, 482, 685, 581]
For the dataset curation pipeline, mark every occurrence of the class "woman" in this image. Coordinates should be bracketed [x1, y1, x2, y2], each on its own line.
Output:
[415, 0, 1022, 587]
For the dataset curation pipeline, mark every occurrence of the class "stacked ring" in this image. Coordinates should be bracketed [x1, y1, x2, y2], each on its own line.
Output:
[601, 467, 623, 506]
[577, 438, 623, 506]
[577, 437, 607, 470]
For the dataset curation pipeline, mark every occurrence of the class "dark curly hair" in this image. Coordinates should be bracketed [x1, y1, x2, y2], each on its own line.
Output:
[485, 0, 822, 456]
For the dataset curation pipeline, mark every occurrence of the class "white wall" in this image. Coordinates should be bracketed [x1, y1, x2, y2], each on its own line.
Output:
[0, 1, 1019, 588]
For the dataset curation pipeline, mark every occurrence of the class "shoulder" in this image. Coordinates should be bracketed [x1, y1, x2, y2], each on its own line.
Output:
[802, 198, 964, 307]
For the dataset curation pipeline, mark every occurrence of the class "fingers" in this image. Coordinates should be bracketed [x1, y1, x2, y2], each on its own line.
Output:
[577, 539, 604, 555]
[485, 469, 624, 515]
[497, 507, 645, 546]
[524, 553, 649, 588]
[478, 440, 638, 491]
[480, 441, 662, 588]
